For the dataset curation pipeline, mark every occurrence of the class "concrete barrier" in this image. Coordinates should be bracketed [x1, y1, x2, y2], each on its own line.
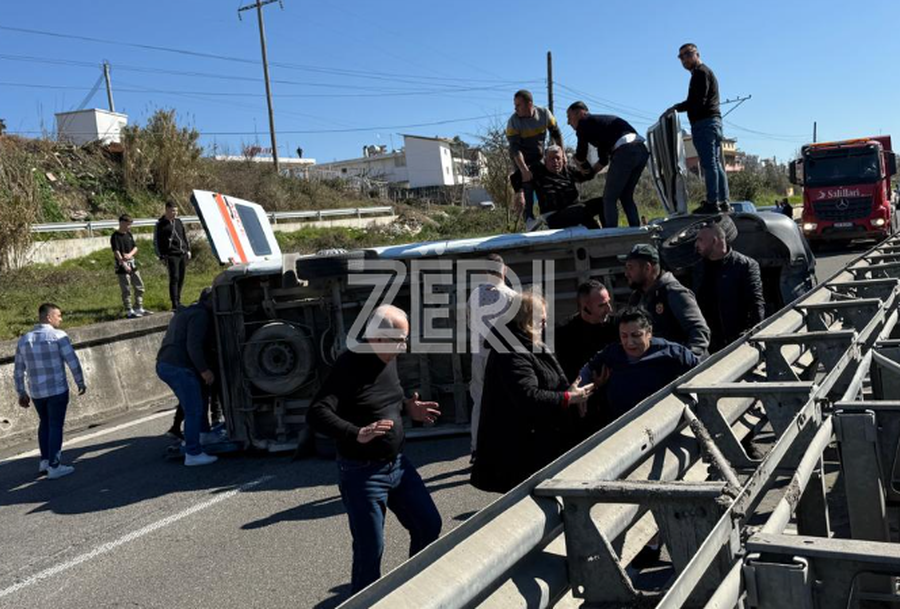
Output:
[0, 312, 175, 450]
[21, 215, 397, 267]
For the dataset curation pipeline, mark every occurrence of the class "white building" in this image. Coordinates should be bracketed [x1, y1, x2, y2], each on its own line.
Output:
[314, 134, 484, 188]
[213, 155, 317, 178]
[55, 109, 128, 146]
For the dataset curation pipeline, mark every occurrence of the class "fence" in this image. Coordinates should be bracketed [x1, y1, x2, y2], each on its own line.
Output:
[30, 207, 395, 237]
[342, 234, 900, 608]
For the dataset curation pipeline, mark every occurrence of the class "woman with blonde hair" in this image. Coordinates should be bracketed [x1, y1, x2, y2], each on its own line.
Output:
[471, 290, 593, 493]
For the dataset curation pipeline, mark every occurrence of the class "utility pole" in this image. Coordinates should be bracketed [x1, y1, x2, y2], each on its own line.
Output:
[813, 121, 817, 143]
[103, 61, 115, 113]
[239, 0, 282, 173]
[546, 51, 554, 115]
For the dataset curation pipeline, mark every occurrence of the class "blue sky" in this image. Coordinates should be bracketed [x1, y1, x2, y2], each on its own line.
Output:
[2, 1, 899, 164]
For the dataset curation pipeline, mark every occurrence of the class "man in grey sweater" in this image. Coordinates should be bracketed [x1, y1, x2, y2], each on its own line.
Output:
[156, 288, 218, 466]
[506, 89, 563, 230]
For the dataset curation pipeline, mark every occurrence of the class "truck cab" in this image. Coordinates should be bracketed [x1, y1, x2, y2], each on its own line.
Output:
[790, 136, 899, 245]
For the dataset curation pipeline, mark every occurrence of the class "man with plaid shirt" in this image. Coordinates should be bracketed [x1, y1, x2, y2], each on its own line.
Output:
[14, 303, 87, 479]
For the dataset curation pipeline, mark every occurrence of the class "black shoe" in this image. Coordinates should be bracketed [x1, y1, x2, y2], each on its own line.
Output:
[692, 201, 718, 215]
[630, 544, 662, 569]
[166, 426, 184, 441]
[469, 451, 477, 465]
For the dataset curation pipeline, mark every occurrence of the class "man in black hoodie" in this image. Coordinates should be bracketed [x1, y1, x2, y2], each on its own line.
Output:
[154, 201, 192, 310]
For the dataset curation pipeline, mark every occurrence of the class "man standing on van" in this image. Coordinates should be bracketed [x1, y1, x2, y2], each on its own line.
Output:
[154, 201, 192, 311]
[670, 43, 730, 212]
[507, 89, 564, 231]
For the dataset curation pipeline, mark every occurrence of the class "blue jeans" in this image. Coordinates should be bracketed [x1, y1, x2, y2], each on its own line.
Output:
[33, 391, 69, 467]
[156, 361, 209, 455]
[602, 142, 649, 228]
[337, 453, 442, 593]
[692, 117, 730, 204]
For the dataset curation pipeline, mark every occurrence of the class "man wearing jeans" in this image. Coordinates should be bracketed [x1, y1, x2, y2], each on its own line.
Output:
[670, 43, 730, 211]
[567, 102, 649, 228]
[308, 305, 442, 594]
[14, 303, 87, 480]
[156, 288, 218, 467]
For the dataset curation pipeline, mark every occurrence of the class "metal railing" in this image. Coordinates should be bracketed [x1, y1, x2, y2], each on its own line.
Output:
[343, 235, 900, 609]
[30, 206, 394, 237]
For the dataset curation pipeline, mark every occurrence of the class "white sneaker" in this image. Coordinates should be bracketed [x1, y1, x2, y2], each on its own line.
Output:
[135, 308, 152, 316]
[184, 452, 218, 467]
[126, 309, 139, 319]
[39, 459, 49, 474]
[47, 464, 75, 479]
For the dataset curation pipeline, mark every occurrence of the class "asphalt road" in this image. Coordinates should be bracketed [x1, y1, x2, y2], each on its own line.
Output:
[0, 244, 867, 609]
[0, 408, 496, 609]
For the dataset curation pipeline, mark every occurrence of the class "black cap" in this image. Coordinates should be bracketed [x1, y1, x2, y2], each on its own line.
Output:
[624, 243, 659, 264]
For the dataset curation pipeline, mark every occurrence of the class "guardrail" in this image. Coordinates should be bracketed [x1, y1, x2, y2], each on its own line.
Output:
[30, 206, 394, 236]
[343, 235, 900, 608]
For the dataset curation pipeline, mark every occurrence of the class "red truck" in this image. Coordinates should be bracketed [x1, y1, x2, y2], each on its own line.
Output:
[790, 135, 899, 246]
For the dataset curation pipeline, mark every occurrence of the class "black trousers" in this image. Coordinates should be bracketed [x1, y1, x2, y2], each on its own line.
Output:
[165, 254, 187, 309]
[546, 203, 602, 230]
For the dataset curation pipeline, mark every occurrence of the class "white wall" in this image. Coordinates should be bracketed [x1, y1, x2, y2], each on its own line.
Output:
[405, 137, 454, 187]
[316, 154, 408, 183]
[56, 109, 128, 146]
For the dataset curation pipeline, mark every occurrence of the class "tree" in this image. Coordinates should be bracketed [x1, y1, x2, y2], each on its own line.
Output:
[478, 123, 518, 229]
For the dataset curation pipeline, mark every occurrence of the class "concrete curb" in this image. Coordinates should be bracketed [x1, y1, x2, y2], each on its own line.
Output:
[0, 313, 175, 450]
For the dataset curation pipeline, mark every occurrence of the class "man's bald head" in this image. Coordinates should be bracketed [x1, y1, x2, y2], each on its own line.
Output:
[365, 304, 410, 361]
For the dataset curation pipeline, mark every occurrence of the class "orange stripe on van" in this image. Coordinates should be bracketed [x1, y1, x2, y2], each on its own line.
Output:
[214, 192, 248, 264]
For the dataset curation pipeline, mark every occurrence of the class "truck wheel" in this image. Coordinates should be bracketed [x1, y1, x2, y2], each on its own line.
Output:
[242, 322, 315, 395]
[295, 249, 371, 280]
[659, 214, 737, 270]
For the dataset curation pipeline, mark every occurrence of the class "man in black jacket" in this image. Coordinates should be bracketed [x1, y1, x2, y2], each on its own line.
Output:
[510, 145, 601, 230]
[154, 201, 192, 310]
[555, 281, 618, 438]
[307, 305, 442, 594]
[693, 222, 765, 352]
[566, 102, 649, 228]
[625, 244, 710, 358]
[669, 43, 729, 211]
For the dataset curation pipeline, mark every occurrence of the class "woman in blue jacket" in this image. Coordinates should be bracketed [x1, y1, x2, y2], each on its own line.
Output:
[581, 307, 699, 422]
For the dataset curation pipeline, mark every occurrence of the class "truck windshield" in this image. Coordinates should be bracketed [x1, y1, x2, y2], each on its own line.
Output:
[804, 146, 881, 187]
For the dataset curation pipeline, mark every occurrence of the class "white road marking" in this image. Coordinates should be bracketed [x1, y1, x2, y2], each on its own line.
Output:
[0, 409, 175, 466]
[0, 474, 275, 600]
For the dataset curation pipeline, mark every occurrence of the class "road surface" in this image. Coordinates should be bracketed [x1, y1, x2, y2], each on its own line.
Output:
[0, 245, 866, 609]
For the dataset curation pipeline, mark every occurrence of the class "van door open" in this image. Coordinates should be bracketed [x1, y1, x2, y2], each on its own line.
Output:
[190, 190, 281, 265]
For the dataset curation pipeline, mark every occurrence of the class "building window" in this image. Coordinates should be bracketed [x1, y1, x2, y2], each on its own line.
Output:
[341, 168, 347, 174]
[445, 166, 450, 175]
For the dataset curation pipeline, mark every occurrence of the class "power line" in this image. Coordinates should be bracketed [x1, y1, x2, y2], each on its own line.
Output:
[0, 25, 527, 87]
[0, 79, 526, 99]
[11, 113, 503, 137]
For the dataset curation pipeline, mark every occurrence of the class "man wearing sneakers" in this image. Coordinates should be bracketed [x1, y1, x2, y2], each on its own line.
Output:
[507, 89, 564, 231]
[14, 303, 87, 479]
[111, 214, 151, 319]
[669, 43, 730, 212]
[156, 288, 219, 466]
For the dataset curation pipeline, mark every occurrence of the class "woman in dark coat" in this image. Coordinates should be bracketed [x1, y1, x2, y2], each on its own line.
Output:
[471, 290, 594, 493]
